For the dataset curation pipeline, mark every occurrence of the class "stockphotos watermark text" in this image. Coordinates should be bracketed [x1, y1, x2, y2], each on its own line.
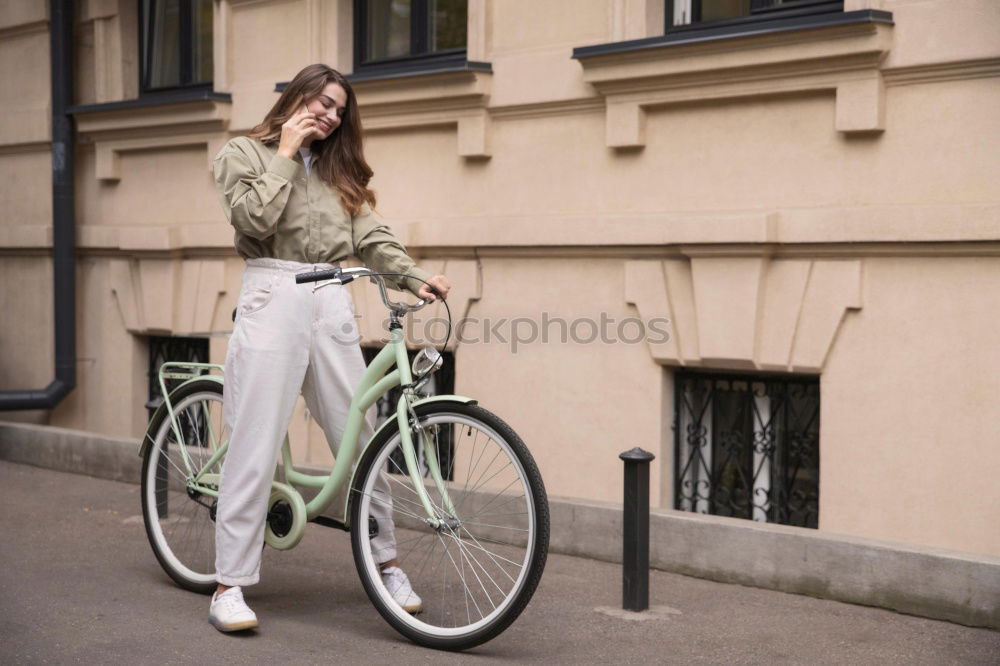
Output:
[335, 313, 671, 352]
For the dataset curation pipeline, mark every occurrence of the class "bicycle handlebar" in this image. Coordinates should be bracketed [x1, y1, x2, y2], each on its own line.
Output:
[294, 267, 343, 284]
[295, 266, 429, 315]
[297, 265, 454, 370]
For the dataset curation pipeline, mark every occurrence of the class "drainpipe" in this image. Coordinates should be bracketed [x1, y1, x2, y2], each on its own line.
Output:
[0, 0, 76, 411]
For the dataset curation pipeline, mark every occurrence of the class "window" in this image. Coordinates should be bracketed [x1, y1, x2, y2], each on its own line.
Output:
[140, 0, 213, 92]
[675, 371, 819, 528]
[362, 346, 456, 480]
[354, 0, 468, 76]
[667, 0, 842, 31]
[146, 335, 210, 420]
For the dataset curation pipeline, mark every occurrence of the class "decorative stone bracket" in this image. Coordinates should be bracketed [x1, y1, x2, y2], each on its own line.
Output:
[109, 258, 230, 336]
[576, 16, 893, 149]
[353, 68, 493, 159]
[625, 255, 862, 373]
[93, 133, 230, 181]
[74, 97, 232, 182]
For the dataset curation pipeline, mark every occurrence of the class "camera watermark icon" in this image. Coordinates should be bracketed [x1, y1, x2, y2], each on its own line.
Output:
[332, 312, 671, 353]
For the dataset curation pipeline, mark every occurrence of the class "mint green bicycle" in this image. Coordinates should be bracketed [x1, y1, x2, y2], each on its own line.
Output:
[138, 266, 549, 650]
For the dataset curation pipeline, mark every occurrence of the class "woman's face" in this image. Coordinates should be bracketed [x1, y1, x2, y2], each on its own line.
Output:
[304, 82, 348, 139]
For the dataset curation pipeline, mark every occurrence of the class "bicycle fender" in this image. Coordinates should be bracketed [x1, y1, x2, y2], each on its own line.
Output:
[363, 394, 478, 454]
[138, 375, 225, 459]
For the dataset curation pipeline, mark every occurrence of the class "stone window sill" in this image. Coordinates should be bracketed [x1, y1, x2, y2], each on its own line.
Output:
[572, 9, 894, 148]
[68, 88, 231, 117]
[68, 90, 232, 182]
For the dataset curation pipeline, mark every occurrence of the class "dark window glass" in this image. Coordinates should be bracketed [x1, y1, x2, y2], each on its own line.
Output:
[193, 0, 213, 83]
[668, 0, 842, 30]
[366, 0, 412, 61]
[431, 0, 467, 51]
[144, 0, 181, 88]
[141, 0, 213, 92]
[702, 0, 748, 22]
[675, 371, 820, 528]
[357, 0, 467, 70]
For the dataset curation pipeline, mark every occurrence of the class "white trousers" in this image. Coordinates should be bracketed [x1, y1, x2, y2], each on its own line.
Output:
[215, 257, 396, 587]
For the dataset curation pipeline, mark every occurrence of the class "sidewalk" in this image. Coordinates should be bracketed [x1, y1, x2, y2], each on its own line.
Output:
[1, 460, 996, 664]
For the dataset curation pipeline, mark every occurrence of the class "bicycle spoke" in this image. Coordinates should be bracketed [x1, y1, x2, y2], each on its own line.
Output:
[459, 477, 522, 525]
[445, 528, 523, 569]
[399, 527, 440, 591]
[460, 530, 471, 626]
[455, 533, 501, 611]
[368, 480, 431, 516]
[461, 527, 522, 583]
[460, 521, 529, 532]
[463, 461, 515, 500]
[453, 437, 510, 518]
[462, 428, 487, 498]
[436, 530, 485, 621]
[460, 494, 527, 524]
[159, 442, 194, 482]
[445, 529, 505, 601]
[466, 445, 506, 495]
[384, 456, 454, 520]
[385, 456, 455, 519]
[353, 488, 430, 524]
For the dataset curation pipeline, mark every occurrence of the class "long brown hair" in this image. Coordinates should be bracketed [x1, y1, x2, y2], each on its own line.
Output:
[247, 64, 375, 215]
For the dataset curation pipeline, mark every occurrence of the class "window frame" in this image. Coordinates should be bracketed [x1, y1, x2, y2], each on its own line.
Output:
[353, 0, 469, 79]
[138, 0, 213, 95]
[665, 0, 844, 34]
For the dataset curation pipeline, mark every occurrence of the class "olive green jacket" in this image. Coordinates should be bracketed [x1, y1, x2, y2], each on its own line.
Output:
[212, 136, 432, 295]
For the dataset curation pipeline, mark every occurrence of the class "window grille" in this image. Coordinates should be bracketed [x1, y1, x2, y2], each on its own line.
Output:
[675, 371, 819, 528]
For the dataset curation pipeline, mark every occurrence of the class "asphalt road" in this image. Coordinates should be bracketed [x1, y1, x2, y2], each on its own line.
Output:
[1, 460, 997, 664]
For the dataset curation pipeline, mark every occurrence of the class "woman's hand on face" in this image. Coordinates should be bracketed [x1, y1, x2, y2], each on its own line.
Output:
[418, 275, 451, 303]
[277, 107, 318, 159]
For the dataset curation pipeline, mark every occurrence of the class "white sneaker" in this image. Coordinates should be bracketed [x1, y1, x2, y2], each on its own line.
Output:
[209, 586, 259, 632]
[381, 566, 423, 613]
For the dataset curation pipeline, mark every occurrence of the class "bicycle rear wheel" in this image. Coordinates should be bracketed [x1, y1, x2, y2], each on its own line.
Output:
[350, 402, 549, 651]
[140, 378, 226, 594]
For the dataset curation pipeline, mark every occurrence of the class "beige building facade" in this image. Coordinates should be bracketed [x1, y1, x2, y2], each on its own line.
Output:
[1, 0, 998, 559]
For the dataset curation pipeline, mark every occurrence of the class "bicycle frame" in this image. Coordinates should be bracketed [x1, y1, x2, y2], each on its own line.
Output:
[278, 325, 461, 526]
[142, 329, 473, 538]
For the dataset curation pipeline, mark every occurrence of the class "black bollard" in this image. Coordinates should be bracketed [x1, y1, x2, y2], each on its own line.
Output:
[619, 447, 655, 612]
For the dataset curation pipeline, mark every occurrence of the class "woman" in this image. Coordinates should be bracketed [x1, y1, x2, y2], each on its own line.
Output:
[208, 64, 451, 632]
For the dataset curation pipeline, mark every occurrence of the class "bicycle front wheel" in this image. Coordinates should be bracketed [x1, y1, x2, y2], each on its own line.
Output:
[350, 402, 549, 651]
[140, 378, 226, 594]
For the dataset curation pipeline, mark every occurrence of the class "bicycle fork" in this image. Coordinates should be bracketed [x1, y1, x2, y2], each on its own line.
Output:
[394, 392, 458, 529]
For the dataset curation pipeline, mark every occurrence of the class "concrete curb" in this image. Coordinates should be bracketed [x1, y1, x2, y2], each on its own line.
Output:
[2, 420, 998, 629]
[1, 421, 143, 485]
[551, 499, 1000, 630]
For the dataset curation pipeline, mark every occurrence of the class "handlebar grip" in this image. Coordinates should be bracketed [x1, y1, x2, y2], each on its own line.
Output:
[295, 268, 342, 284]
